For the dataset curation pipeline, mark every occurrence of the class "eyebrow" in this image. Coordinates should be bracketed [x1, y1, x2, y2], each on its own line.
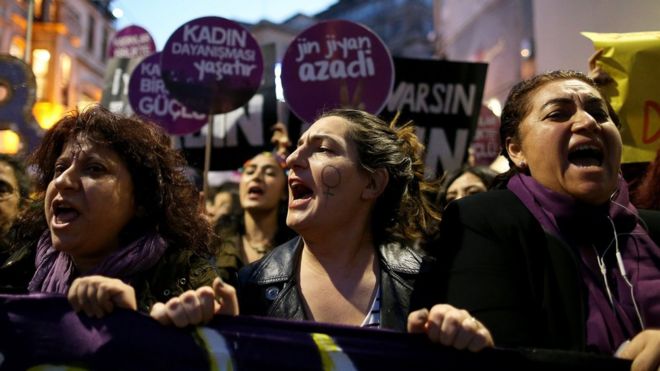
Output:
[541, 95, 605, 111]
[244, 163, 277, 171]
[297, 133, 342, 146]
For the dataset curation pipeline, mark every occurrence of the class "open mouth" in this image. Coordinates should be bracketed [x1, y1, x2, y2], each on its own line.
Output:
[290, 181, 313, 200]
[568, 144, 603, 167]
[247, 185, 264, 196]
[52, 200, 80, 224]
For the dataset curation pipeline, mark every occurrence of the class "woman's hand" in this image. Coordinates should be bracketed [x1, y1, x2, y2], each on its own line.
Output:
[588, 49, 614, 85]
[407, 304, 494, 352]
[617, 329, 660, 371]
[67, 275, 137, 318]
[150, 277, 239, 328]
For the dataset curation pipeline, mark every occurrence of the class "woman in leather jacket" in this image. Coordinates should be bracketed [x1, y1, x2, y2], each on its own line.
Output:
[235, 109, 493, 351]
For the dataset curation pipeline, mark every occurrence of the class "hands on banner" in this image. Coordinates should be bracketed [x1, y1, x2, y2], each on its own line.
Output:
[408, 304, 494, 352]
[67, 276, 239, 326]
[67, 276, 137, 317]
[150, 277, 238, 327]
[617, 330, 660, 371]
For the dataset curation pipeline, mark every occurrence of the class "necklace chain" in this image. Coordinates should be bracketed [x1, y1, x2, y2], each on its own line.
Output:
[243, 236, 269, 254]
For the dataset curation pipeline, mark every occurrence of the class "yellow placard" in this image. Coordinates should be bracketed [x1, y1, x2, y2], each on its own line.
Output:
[582, 31, 660, 163]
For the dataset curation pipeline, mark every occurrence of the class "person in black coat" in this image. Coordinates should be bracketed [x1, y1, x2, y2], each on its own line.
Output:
[411, 70, 660, 371]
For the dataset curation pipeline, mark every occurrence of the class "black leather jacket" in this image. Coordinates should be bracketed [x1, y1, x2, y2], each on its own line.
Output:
[237, 236, 427, 331]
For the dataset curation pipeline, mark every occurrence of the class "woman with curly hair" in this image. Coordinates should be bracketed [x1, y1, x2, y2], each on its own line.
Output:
[0, 105, 235, 321]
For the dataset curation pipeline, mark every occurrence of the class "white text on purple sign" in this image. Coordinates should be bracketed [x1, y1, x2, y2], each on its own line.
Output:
[295, 35, 375, 82]
[138, 62, 206, 120]
[170, 25, 259, 81]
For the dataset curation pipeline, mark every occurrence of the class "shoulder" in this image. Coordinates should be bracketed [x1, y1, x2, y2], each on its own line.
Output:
[378, 241, 425, 275]
[238, 236, 301, 285]
[639, 208, 660, 245]
[0, 243, 36, 293]
[138, 247, 217, 310]
[236, 236, 302, 317]
[449, 189, 527, 219]
[443, 190, 539, 235]
[213, 235, 243, 285]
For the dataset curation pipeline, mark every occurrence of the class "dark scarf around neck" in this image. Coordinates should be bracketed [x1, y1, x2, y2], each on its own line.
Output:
[28, 230, 167, 294]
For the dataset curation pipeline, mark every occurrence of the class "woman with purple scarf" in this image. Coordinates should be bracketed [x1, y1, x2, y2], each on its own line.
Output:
[0, 106, 235, 322]
[411, 71, 660, 371]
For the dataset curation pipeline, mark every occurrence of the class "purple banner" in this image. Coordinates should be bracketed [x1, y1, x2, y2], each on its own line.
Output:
[160, 17, 264, 114]
[280, 20, 394, 123]
[128, 52, 208, 135]
[108, 25, 157, 58]
[0, 294, 629, 371]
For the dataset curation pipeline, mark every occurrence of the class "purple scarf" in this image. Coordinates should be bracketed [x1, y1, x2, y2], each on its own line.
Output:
[508, 173, 660, 354]
[28, 230, 167, 294]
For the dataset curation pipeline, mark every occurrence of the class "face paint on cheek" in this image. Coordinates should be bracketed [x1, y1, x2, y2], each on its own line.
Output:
[321, 165, 341, 197]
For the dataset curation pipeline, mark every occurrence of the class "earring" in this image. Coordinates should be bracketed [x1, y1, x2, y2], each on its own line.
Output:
[519, 161, 527, 169]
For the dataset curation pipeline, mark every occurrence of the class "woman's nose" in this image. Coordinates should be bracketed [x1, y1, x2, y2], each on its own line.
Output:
[286, 147, 304, 169]
[572, 109, 600, 133]
[53, 165, 80, 191]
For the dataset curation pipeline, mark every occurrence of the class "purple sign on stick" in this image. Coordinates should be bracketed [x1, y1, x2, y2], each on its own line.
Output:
[160, 16, 264, 114]
[108, 25, 156, 58]
[128, 52, 208, 135]
[281, 20, 394, 123]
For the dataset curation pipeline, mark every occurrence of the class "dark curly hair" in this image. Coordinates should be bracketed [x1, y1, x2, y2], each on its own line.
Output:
[20, 105, 211, 256]
[319, 109, 441, 244]
[495, 70, 621, 186]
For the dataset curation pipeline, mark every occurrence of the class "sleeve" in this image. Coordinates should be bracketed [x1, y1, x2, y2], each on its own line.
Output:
[137, 249, 218, 313]
[424, 199, 543, 348]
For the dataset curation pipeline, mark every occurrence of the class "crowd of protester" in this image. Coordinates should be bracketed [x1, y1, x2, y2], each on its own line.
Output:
[0, 67, 658, 370]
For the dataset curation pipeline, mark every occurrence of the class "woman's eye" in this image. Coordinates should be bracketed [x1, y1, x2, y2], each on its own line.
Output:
[53, 163, 67, 176]
[590, 109, 609, 122]
[546, 110, 570, 121]
[86, 164, 105, 174]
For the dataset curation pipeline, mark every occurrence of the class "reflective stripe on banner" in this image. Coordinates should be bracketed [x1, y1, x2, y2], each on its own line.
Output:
[196, 327, 236, 371]
[311, 333, 357, 371]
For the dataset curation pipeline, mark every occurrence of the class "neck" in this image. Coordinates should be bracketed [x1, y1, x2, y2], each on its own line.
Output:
[243, 207, 278, 246]
[301, 219, 376, 273]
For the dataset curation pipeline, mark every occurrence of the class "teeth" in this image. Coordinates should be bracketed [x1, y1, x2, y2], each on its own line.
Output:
[571, 144, 600, 153]
[568, 143, 603, 167]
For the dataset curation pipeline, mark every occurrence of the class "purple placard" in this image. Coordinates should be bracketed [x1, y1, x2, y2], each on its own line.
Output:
[108, 25, 157, 58]
[128, 52, 208, 135]
[281, 20, 394, 123]
[160, 16, 264, 114]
